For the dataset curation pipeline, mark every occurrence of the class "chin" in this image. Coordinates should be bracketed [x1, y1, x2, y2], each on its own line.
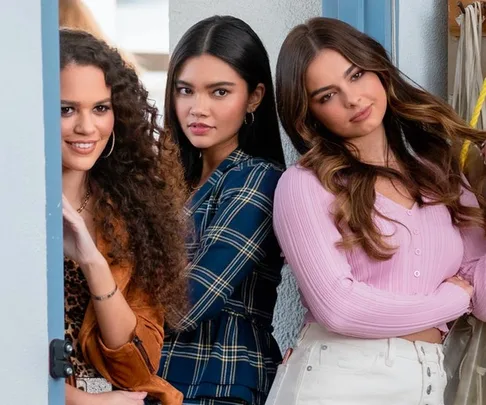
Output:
[187, 138, 216, 150]
[62, 158, 100, 173]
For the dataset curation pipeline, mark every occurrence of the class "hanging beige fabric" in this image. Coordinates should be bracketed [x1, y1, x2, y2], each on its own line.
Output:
[444, 2, 486, 405]
[444, 4, 486, 405]
[451, 2, 486, 129]
[444, 315, 486, 404]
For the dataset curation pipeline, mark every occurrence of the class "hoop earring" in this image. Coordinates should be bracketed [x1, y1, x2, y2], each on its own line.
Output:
[102, 131, 115, 158]
[244, 111, 255, 125]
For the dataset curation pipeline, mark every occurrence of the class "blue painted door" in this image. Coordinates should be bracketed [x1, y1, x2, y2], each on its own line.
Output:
[42, 0, 64, 404]
[322, 0, 394, 56]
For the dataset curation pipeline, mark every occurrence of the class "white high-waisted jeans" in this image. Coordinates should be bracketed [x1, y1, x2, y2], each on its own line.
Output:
[265, 323, 447, 405]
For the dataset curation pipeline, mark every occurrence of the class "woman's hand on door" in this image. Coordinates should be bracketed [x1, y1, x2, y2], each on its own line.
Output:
[62, 194, 103, 268]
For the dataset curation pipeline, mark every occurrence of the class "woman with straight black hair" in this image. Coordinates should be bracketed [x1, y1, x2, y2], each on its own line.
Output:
[157, 15, 285, 405]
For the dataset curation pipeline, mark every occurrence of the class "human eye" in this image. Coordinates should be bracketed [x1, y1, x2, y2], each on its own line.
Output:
[319, 92, 335, 103]
[61, 106, 74, 116]
[213, 88, 229, 97]
[176, 87, 193, 95]
[94, 105, 111, 113]
[351, 70, 364, 81]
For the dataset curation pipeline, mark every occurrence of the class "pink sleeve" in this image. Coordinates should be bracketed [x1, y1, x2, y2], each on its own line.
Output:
[457, 187, 486, 321]
[273, 167, 471, 338]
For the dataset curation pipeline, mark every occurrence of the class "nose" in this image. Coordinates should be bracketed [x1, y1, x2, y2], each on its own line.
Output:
[74, 111, 96, 135]
[343, 88, 362, 108]
[190, 94, 210, 117]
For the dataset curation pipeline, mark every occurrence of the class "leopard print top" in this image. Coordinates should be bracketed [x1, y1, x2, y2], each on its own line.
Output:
[64, 258, 101, 378]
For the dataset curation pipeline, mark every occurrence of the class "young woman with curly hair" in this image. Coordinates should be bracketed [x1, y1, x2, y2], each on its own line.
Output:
[157, 15, 285, 405]
[266, 17, 486, 405]
[59, 29, 187, 405]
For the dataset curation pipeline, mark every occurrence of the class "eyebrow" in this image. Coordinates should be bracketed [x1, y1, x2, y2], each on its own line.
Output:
[61, 97, 112, 106]
[309, 64, 357, 98]
[175, 80, 236, 89]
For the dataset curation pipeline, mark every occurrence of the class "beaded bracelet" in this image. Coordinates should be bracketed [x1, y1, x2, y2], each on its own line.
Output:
[91, 284, 118, 301]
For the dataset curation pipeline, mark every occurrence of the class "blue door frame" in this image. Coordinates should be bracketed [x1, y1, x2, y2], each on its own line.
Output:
[42, 0, 64, 403]
[322, 0, 397, 61]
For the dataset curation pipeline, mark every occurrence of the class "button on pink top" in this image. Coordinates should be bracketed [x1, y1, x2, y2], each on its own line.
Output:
[273, 165, 486, 338]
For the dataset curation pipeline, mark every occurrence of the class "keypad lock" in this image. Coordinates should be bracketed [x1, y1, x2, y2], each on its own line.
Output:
[49, 338, 74, 379]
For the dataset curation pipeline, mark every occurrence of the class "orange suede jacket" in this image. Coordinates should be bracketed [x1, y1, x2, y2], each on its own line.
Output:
[73, 234, 183, 405]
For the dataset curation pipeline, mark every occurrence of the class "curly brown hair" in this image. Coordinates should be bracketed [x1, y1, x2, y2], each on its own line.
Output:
[60, 28, 188, 327]
[276, 17, 486, 261]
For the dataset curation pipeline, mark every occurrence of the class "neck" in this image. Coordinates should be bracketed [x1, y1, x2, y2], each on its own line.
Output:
[62, 168, 89, 210]
[348, 124, 391, 165]
[199, 135, 238, 187]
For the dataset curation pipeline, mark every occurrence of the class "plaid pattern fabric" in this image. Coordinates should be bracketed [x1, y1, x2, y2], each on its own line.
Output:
[158, 149, 284, 405]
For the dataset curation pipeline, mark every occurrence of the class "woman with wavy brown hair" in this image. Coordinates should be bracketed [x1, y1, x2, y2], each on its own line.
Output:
[59, 29, 187, 405]
[266, 17, 486, 405]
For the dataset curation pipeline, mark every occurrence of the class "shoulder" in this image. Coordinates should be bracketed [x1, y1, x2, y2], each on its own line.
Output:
[222, 157, 284, 192]
[276, 165, 335, 205]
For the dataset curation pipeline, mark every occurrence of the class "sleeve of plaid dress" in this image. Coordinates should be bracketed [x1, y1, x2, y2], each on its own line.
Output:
[456, 186, 486, 321]
[177, 163, 282, 332]
[273, 165, 472, 338]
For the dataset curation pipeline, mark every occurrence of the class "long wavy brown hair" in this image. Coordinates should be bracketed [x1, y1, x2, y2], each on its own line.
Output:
[60, 29, 188, 326]
[276, 17, 486, 260]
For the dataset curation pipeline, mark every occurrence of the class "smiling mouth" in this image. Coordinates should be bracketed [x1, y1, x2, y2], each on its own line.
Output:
[350, 105, 372, 122]
[66, 141, 97, 154]
[67, 141, 96, 149]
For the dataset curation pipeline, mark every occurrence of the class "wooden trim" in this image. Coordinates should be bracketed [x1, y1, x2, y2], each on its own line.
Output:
[449, 0, 486, 36]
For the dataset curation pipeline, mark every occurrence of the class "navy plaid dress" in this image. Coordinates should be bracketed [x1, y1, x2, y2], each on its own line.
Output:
[158, 149, 284, 405]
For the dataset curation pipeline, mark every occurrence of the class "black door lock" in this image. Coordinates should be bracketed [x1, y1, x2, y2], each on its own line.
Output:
[49, 339, 74, 379]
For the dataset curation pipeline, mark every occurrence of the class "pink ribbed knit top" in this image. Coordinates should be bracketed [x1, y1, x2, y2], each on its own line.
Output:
[273, 165, 486, 338]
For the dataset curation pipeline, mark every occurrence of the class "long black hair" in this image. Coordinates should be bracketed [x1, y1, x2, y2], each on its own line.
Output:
[165, 15, 285, 185]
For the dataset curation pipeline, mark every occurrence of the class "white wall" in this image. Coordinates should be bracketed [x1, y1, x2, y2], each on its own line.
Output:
[397, 0, 448, 98]
[83, 0, 117, 42]
[0, 2, 49, 404]
[170, 0, 321, 351]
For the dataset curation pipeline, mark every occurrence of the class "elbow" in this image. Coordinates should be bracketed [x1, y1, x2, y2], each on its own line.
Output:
[473, 311, 486, 322]
[472, 293, 486, 322]
[472, 305, 486, 322]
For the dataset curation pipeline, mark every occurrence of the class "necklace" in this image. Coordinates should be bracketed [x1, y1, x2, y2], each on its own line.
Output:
[77, 185, 91, 213]
[64, 186, 91, 263]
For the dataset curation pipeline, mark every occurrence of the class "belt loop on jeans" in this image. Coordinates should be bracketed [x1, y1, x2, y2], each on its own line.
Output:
[414, 342, 426, 364]
[385, 338, 396, 367]
[436, 345, 445, 376]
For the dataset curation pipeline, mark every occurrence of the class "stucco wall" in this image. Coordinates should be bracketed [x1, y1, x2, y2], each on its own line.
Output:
[397, 0, 448, 98]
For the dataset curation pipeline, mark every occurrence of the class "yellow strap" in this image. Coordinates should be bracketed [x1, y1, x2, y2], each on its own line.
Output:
[460, 77, 486, 170]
